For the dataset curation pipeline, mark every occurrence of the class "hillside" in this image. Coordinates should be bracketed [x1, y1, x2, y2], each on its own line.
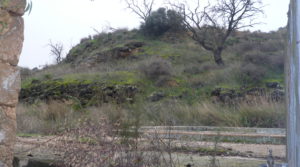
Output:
[18, 28, 286, 132]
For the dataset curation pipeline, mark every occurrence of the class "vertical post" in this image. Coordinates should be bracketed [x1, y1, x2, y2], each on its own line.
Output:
[0, 0, 26, 167]
[287, 0, 300, 166]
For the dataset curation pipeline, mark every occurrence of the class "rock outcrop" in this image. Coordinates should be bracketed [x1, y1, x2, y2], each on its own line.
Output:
[65, 41, 145, 67]
[0, 0, 25, 166]
[19, 79, 138, 105]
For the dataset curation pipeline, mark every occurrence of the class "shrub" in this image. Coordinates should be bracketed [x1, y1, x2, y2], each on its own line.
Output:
[243, 51, 270, 66]
[140, 57, 173, 82]
[140, 8, 184, 37]
[259, 40, 285, 52]
[269, 52, 285, 72]
[166, 9, 185, 32]
[243, 51, 284, 73]
[238, 63, 266, 85]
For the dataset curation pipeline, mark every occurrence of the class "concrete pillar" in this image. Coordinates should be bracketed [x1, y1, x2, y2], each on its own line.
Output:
[287, 0, 300, 166]
[0, 0, 25, 166]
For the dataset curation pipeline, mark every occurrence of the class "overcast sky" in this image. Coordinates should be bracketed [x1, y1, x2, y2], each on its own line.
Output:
[19, 0, 290, 69]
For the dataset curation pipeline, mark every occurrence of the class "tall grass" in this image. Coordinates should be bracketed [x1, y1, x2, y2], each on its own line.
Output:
[16, 101, 81, 134]
[17, 97, 285, 135]
[142, 98, 285, 128]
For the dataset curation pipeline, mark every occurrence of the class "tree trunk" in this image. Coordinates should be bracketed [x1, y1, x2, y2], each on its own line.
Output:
[213, 49, 224, 66]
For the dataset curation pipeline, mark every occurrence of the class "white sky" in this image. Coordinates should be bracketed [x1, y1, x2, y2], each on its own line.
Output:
[19, 0, 290, 69]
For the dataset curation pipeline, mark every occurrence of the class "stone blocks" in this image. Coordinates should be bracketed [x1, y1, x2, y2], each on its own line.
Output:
[0, 0, 25, 166]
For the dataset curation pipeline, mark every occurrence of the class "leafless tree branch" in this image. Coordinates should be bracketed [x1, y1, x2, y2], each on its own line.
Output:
[169, 0, 263, 65]
[124, 0, 155, 22]
[48, 41, 64, 64]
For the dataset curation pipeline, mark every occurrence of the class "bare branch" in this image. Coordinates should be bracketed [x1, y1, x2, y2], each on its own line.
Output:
[169, 0, 263, 65]
[124, 0, 155, 22]
[48, 41, 64, 64]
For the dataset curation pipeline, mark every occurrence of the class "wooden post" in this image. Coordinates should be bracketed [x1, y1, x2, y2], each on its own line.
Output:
[287, 0, 300, 166]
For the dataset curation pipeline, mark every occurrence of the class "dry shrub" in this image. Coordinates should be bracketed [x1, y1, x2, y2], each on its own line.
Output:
[238, 63, 266, 84]
[196, 62, 240, 86]
[139, 57, 173, 86]
[243, 51, 270, 66]
[54, 117, 175, 167]
[243, 51, 284, 73]
[259, 40, 285, 52]
[232, 41, 259, 55]
[140, 57, 173, 79]
[43, 101, 70, 121]
[269, 52, 285, 72]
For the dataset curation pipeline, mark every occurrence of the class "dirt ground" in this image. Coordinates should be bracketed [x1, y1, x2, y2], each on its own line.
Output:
[14, 136, 286, 163]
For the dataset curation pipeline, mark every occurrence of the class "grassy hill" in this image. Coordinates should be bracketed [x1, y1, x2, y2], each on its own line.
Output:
[18, 28, 287, 134]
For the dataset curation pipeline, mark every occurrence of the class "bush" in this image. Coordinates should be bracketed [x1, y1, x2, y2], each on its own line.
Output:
[269, 52, 284, 72]
[238, 63, 266, 85]
[259, 40, 285, 52]
[140, 57, 173, 82]
[243, 51, 284, 73]
[166, 9, 185, 32]
[243, 51, 270, 66]
[140, 8, 184, 37]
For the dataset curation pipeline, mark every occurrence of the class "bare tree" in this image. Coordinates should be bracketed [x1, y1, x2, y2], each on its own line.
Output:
[48, 41, 64, 64]
[170, 0, 263, 65]
[124, 0, 155, 22]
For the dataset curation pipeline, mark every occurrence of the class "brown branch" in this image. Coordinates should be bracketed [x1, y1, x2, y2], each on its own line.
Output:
[168, 0, 263, 65]
[124, 0, 155, 22]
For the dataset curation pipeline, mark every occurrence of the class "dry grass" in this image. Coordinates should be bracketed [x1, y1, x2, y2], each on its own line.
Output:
[16, 97, 285, 136]
[142, 98, 285, 128]
[16, 101, 81, 134]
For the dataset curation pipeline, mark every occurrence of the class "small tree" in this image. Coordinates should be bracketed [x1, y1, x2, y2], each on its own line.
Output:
[170, 0, 263, 65]
[48, 41, 64, 64]
[141, 8, 169, 36]
[166, 9, 185, 32]
[141, 7, 184, 37]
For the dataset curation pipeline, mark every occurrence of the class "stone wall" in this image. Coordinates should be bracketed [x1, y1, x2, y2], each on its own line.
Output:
[0, 0, 25, 166]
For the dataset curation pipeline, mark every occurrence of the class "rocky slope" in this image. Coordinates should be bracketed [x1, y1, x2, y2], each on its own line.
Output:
[20, 28, 286, 106]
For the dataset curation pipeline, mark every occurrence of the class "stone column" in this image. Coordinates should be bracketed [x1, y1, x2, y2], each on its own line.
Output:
[0, 0, 26, 167]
